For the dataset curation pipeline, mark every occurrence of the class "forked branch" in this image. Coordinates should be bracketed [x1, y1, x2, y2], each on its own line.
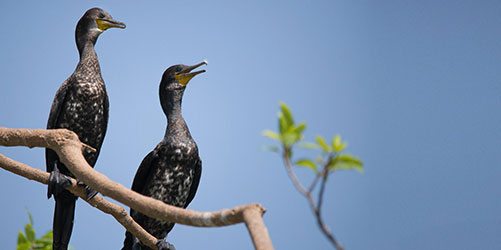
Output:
[0, 127, 274, 250]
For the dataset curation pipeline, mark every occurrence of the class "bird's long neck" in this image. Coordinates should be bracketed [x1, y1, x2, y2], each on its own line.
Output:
[161, 90, 191, 140]
[75, 41, 101, 76]
[76, 27, 100, 56]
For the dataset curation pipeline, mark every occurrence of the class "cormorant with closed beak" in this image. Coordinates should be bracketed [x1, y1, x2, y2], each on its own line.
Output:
[45, 8, 125, 250]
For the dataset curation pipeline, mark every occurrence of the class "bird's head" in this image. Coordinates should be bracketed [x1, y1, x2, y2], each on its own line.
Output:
[159, 61, 207, 114]
[75, 8, 125, 50]
[161, 61, 207, 91]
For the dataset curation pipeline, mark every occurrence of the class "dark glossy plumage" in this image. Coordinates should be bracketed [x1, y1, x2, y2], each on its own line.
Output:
[45, 8, 124, 250]
[123, 63, 206, 250]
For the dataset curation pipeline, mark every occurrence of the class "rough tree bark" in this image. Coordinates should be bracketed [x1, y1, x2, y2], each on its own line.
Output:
[0, 127, 274, 250]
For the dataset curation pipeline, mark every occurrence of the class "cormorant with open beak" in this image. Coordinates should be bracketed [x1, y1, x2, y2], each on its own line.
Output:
[122, 61, 206, 250]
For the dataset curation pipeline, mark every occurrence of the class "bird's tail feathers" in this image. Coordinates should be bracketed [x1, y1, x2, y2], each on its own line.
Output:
[122, 231, 134, 250]
[53, 190, 77, 250]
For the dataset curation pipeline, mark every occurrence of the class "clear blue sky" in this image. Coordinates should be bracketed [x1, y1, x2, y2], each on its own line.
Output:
[1, 1, 500, 249]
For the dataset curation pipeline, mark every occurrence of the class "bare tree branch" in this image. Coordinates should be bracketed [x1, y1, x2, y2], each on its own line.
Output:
[282, 147, 309, 196]
[308, 173, 321, 194]
[0, 127, 274, 250]
[0, 154, 159, 249]
[313, 172, 343, 250]
[281, 147, 343, 250]
[243, 204, 274, 250]
[317, 170, 328, 214]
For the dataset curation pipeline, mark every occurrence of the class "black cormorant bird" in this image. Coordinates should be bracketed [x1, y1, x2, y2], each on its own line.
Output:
[45, 8, 125, 250]
[122, 62, 206, 250]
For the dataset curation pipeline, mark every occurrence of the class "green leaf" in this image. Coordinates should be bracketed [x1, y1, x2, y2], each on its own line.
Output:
[316, 136, 331, 152]
[17, 231, 27, 245]
[35, 239, 52, 245]
[33, 241, 51, 250]
[261, 145, 279, 152]
[31, 242, 43, 250]
[280, 124, 304, 147]
[293, 122, 306, 136]
[278, 113, 288, 135]
[40, 231, 53, 241]
[300, 142, 319, 149]
[281, 132, 297, 146]
[35, 231, 53, 250]
[262, 130, 280, 141]
[328, 154, 363, 173]
[332, 134, 347, 152]
[16, 242, 31, 250]
[25, 223, 35, 242]
[295, 159, 317, 172]
[35, 232, 52, 245]
[27, 211, 34, 226]
[279, 102, 294, 127]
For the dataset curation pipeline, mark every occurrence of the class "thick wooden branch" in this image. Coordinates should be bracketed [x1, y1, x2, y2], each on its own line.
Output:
[0, 154, 159, 249]
[0, 127, 274, 250]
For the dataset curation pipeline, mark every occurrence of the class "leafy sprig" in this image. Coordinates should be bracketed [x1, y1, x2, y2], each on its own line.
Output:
[17, 211, 53, 250]
[263, 102, 364, 250]
[263, 102, 363, 174]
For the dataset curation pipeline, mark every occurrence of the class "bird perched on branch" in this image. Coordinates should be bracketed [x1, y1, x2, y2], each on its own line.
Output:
[122, 62, 206, 250]
[45, 8, 125, 250]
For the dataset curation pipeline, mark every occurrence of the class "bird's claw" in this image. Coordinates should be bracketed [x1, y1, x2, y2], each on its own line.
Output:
[47, 171, 73, 199]
[157, 240, 176, 250]
[77, 180, 98, 200]
[85, 185, 98, 200]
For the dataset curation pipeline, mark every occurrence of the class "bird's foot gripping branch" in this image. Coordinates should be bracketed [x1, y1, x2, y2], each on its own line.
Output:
[0, 127, 274, 250]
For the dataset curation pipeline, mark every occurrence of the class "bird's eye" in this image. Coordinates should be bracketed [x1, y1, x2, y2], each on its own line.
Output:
[176, 67, 182, 72]
[99, 13, 105, 18]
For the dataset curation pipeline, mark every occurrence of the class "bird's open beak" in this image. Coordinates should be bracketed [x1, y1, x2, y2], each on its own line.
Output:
[175, 61, 207, 86]
[96, 18, 126, 31]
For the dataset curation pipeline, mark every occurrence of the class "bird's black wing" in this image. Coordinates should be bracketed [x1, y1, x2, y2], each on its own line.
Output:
[45, 80, 71, 173]
[123, 150, 158, 250]
[131, 150, 157, 194]
[184, 156, 202, 208]
[92, 90, 109, 161]
[102, 91, 109, 143]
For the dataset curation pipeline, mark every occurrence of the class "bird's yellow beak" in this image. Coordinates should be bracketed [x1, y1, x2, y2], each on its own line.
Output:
[175, 61, 207, 86]
[96, 18, 126, 31]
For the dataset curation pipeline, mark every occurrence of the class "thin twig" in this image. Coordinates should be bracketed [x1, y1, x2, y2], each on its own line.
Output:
[317, 169, 328, 213]
[314, 169, 344, 250]
[281, 147, 343, 250]
[308, 172, 321, 194]
[282, 147, 309, 196]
